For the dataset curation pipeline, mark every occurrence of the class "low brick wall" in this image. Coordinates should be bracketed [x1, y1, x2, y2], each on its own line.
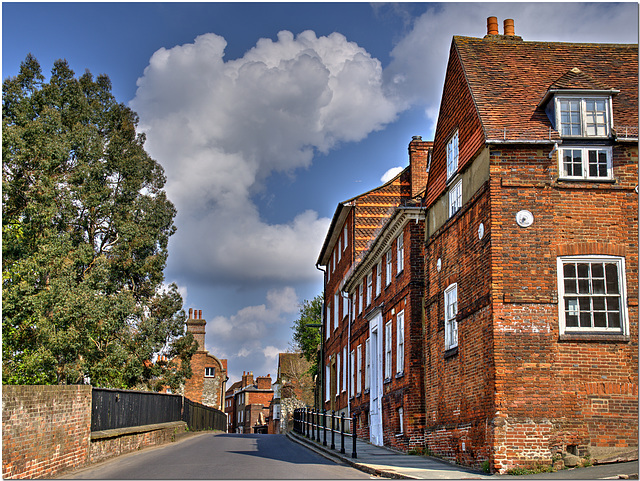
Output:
[2, 385, 92, 479]
[90, 421, 187, 464]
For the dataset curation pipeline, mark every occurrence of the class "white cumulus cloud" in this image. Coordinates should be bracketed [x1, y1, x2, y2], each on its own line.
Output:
[381, 166, 404, 183]
[131, 30, 402, 286]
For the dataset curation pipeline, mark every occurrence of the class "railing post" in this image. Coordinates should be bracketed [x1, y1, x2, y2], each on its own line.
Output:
[312, 409, 316, 441]
[352, 413, 357, 458]
[340, 412, 346, 454]
[304, 408, 308, 437]
[331, 410, 335, 450]
[317, 409, 321, 441]
[323, 409, 327, 446]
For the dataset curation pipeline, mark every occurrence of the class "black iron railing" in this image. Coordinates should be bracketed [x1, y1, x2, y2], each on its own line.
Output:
[293, 407, 357, 458]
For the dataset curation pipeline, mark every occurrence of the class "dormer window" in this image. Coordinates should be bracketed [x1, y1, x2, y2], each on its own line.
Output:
[557, 96, 611, 138]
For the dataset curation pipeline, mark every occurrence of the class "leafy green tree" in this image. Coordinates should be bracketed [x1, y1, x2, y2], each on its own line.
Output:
[2, 54, 195, 389]
[291, 294, 323, 378]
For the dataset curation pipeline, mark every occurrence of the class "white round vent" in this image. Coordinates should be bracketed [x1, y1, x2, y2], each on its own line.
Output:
[436, 258, 442, 272]
[478, 223, 485, 239]
[516, 210, 534, 228]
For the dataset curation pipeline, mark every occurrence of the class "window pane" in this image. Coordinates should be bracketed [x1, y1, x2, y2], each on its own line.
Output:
[605, 263, 619, 293]
[591, 263, 604, 278]
[606, 296, 620, 311]
[578, 278, 590, 294]
[563, 150, 582, 176]
[592, 296, 606, 310]
[564, 263, 576, 278]
[566, 298, 579, 327]
[577, 263, 589, 278]
[598, 152, 608, 177]
[608, 311, 621, 328]
[588, 150, 608, 177]
[592, 278, 605, 294]
[594, 311, 607, 327]
[564, 278, 577, 294]
[579, 312, 592, 328]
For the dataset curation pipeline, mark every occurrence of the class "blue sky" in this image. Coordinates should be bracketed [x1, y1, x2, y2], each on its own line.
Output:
[3, 2, 637, 385]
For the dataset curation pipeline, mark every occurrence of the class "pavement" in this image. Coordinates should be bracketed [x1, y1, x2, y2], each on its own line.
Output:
[286, 431, 639, 480]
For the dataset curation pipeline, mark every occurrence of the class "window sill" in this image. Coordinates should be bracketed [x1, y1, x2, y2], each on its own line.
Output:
[557, 177, 616, 184]
[559, 333, 630, 343]
[383, 377, 392, 384]
[444, 346, 458, 359]
[395, 372, 404, 379]
[395, 433, 405, 438]
[364, 389, 370, 395]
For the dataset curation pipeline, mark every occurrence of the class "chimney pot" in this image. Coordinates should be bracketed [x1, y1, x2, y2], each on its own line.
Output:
[487, 16, 499, 35]
[412, 135, 422, 141]
[198, 309, 202, 319]
[189, 308, 193, 319]
[504, 19, 515, 36]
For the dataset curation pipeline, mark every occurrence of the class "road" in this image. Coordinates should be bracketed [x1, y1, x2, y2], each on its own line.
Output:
[65, 433, 376, 479]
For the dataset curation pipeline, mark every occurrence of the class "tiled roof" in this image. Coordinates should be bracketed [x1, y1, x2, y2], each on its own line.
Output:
[454, 36, 638, 141]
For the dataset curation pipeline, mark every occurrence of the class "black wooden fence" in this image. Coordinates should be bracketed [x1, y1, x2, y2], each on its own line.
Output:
[91, 388, 226, 432]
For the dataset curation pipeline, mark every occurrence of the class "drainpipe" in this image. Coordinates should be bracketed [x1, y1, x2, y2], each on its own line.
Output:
[315, 263, 327, 411]
[548, 142, 559, 159]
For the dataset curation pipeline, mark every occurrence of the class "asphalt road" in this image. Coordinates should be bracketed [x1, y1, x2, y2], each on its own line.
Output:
[64, 432, 375, 479]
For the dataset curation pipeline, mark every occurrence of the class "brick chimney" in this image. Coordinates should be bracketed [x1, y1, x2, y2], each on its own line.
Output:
[256, 374, 271, 390]
[241, 371, 254, 388]
[186, 308, 206, 352]
[408, 136, 432, 199]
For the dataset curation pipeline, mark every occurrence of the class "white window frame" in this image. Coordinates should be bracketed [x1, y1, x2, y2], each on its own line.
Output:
[326, 302, 331, 338]
[397, 235, 404, 273]
[398, 407, 404, 434]
[366, 272, 373, 306]
[332, 250, 336, 272]
[386, 250, 393, 285]
[358, 283, 363, 314]
[325, 364, 330, 402]
[357, 344, 362, 395]
[446, 130, 459, 180]
[343, 225, 348, 250]
[342, 346, 347, 392]
[376, 261, 382, 297]
[396, 310, 405, 374]
[559, 146, 613, 180]
[384, 320, 393, 379]
[365, 338, 370, 390]
[334, 293, 339, 330]
[449, 179, 462, 218]
[338, 237, 342, 261]
[445, 283, 458, 350]
[556, 96, 611, 138]
[343, 294, 349, 321]
[350, 349, 355, 397]
[336, 352, 341, 394]
[557, 255, 628, 335]
[205, 367, 216, 377]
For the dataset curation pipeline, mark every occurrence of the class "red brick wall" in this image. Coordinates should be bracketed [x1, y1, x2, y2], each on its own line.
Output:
[2, 385, 92, 479]
[423, 185, 494, 468]
[184, 351, 226, 409]
[350, 217, 427, 451]
[489, 144, 638, 473]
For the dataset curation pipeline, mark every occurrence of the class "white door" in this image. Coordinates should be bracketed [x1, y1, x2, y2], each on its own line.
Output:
[369, 313, 383, 446]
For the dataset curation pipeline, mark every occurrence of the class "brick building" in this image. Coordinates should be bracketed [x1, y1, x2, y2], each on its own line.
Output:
[226, 371, 274, 433]
[317, 137, 432, 428]
[181, 309, 228, 411]
[420, 17, 637, 473]
[268, 352, 315, 434]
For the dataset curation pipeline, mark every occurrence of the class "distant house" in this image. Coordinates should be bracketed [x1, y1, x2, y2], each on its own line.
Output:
[225, 371, 274, 434]
[268, 352, 314, 434]
[161, 308, 228, 412]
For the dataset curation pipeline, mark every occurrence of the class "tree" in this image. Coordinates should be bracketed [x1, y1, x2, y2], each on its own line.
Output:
[2, 54, 195, 389]
[290, 294, 323, 378]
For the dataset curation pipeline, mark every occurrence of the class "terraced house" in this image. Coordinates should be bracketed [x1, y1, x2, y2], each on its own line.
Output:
[319, 17, 637, 474]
